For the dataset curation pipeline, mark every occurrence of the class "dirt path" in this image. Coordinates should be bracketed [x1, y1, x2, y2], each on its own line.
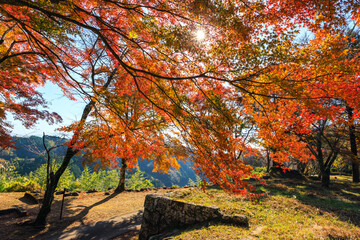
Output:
[46, 211, 143, 240]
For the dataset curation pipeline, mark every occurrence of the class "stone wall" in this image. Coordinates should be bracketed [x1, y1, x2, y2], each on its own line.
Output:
[139, 194, 248, 240]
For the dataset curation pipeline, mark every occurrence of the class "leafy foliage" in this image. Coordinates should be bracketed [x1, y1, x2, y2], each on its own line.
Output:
[126, 169, 154, 190]
[1, 0, 360, 202]
[5, 179, 40, 192]
[78, 167, 118, 191]
[28, 163, 74, 191]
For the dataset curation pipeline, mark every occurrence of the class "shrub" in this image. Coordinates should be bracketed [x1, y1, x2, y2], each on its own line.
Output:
[5, 179, 40, 192]
[78, 168, 119, 191]
[5, 181, 26, 192]
[188, 178, 196, 186]
[79, 167, 98, 191]
[57, 167, 75, 191]
[253, 167, 266, 174]
[29, 163, 75, 191]
[0, 177, 6, 192]
[25, 179, 41, 191]
[70, 179, 82, 191]
[126, 170, 154, 190]
[100, 169, 118, 190]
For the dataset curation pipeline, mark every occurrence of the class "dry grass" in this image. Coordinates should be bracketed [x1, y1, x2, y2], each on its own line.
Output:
[0, 189, 171, 240]
[1, 176, 359, 240]
[110, 230, 140, 240]
[169, 176, 360, 240]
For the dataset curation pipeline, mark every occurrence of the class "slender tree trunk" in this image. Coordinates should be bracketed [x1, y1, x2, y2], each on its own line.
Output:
[34, 173, 55, 226]
[315, 127, 328, 186]
[33, 68, 116, 226]
[321, 167, 330, 188]
[346, 106, 359, 183]
[34, 149, 77, 226]
[353, 161, 360, 183]
[115, 158, 127, 193]
[34, 101, 95, 226]
[266, 150, 271, 173]
[318, 172, 322, 180]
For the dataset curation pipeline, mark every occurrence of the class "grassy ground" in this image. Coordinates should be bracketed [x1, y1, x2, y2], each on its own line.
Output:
[1, 176, 359, 240]
[0, 189, 171, 240]
[168, 175, 360, 240]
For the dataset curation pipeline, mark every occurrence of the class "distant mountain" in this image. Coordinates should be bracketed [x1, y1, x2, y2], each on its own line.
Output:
[0, 136, 83, 176]
[0, 136, 197, 187]
[0, 135, 68, 160]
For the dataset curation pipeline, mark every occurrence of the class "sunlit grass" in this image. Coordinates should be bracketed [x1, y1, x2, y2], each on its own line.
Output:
[169, 178, 360, 239]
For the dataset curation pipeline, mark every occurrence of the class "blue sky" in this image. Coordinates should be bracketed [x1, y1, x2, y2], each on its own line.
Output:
[10, 83, 86, 137]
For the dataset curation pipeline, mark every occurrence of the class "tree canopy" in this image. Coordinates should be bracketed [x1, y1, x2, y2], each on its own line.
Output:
[1, 0, 360, 195]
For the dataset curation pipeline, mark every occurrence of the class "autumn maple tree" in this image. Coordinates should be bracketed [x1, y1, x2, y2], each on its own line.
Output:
[64, 69, 186, 193]
[0, 18, 64, 150]
[1, 0, 360, 225]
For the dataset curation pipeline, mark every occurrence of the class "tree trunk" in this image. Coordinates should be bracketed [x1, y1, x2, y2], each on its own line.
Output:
[34, 173, 56, 226]
[353, 161, 360, 183]
[346, 106, 359, 183]
[115, 158, 127, 193]
[34, 149, 77, 226]
[321, 168, 330, 188]
[266, 151, 271, 173]
[33, 68, 116, 226]
[318, 172, 322, 180]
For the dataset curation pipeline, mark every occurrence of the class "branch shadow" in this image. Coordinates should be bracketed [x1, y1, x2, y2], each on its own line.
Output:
[33, 191, 125, 239]
[46, 210, 143, 240]
[261, 178, 360, 227]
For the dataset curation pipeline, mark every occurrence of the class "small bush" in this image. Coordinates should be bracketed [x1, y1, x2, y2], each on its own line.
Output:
[5, 179, 41, 192]
[25, 180, 41, 191]
[253, 167, 266, 173]
[70, 179, 82, 191]
[188, 178, 196, 186]
[6, 182, 29, 192]
[0, 178, 5, 192]
[126, 170, 154, 190]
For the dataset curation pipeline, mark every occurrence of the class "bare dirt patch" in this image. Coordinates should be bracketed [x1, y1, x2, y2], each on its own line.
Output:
[0, 189, 171, 240]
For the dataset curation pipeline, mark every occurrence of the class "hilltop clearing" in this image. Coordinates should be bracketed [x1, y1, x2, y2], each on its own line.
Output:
[168, 176, 360, 239]
[0, 189, 173, 240]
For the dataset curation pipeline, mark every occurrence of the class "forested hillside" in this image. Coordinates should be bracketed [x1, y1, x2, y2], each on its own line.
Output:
[0, 136, 197, 187]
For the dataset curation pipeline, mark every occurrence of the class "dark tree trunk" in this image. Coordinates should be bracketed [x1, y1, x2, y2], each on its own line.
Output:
[266, 151, 271, 173]
[34, 149, 77, 226]
[321, 168, 330, 188]
[318, 172, 322, 180]
[34, 173, 55, 226]
[353, 161, 360, 183]
[315, 126, 328, 187]
[346, 106, 359, 183]
[115, 158, 127, 193]
[33, 67, 116, 226]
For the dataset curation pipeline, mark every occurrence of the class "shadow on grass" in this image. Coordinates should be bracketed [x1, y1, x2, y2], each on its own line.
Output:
[144, 221, 249, 240]
[260, 178, 360, 227]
